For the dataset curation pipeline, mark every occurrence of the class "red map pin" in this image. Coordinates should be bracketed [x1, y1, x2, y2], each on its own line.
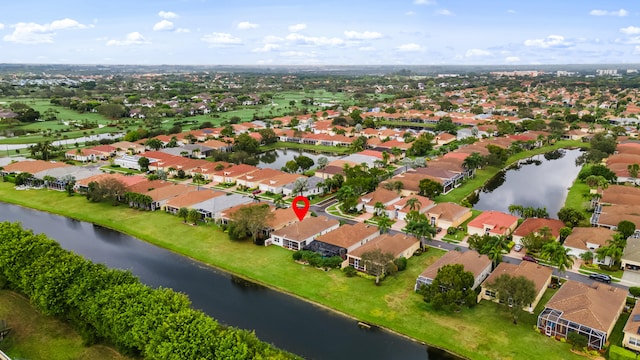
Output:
[292, 195, 310, 221]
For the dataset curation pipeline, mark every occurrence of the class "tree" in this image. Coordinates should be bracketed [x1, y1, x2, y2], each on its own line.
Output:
[628, 163, 640, 180]
[373, 201, 386, 216]
[284, 160, 299, 173]
[486, 236, 509, 268]
[145, 138, 163, 151]
[291, 178, 308, 196]
[177, 207, 189, 223]
[360, 249, 396, 285]
[419, 263, 477, 312]
[187, 209, 200, 225]
[408, 133, 434, 156]
[273, 194, 286, 209]
[228, 204, 274, 244]
[86, 178, 127, 205]
[235, 133, 260, 154]
[295, 155, 314, 172]
[403, 211, 436, 247]
[462, 152, 484, 173]
[376, 215, 393, 234]
[618, 220, 636, 239]
[336, 185, 358, 213]
[489, 274, 537, 324]
[405, 197, 421, 212]
[317, 156, 328, 171]
[257, 128, 278, 145]
[418, 178, 444, 199]
[97, 103, 126, 119]
[540, 241, 574, 273]
[138, 157, 150, 172]
[567, 332, 588, 351]
[557, 207, 586, 228]
[579, 251, 594, 264]
[350, 136, 368, 152]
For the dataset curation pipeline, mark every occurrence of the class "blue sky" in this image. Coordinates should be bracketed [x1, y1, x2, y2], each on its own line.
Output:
[1, 0, 640, 65]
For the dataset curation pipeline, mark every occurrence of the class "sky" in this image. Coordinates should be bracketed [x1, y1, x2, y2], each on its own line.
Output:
[1, 0, 640, 66]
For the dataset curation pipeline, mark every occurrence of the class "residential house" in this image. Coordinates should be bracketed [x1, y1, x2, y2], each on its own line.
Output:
[236, 168, 285, 189]
[512, 218, 565, 245]
[268, 216, 340, 250]
[211, 164, 259, 184]
[74, 173, 147, 193]
[537, 280, 626, 350]
[304, 222, 380, 259]
[593, 204, 640, 232]
[414, 249, 492, 291]
[282, 176, 324, 197]
[356, 187, 402, 216]
[425, 202, 473, 229]
[144, 183, 195, 211]
[410, 167, 464, 194]
[1, 160, 69, 176]
[202, 139, 233, 153]
[111, 141, 145, 155]
[622, 237, 640, 272]
[65, 148, 105, 162]
[480, 261, 553, 312]
[347, 233, 420, 271]
[258, 172, 303, 194]
[391, 194, 435, 221]
[623, 302, 640, 352]
[467, 211, 519, 237]
[164, 190, 224, 215]
[564, 227, 616, 266]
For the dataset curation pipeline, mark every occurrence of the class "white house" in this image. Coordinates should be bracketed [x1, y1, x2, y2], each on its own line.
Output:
[268, 216, 340, 250]
[564, 227, 616, 266]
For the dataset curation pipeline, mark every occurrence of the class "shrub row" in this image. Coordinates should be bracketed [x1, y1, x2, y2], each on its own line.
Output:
[0, 221, 297, 359]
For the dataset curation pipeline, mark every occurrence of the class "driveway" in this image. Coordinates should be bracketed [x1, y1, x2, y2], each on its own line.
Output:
[622, 270, 640, 286]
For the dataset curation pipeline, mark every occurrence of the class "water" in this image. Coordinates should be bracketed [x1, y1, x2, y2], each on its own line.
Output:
[258, 149, 343, 170]
[0, 203, 459, 360]
[470, 149, 582, 218]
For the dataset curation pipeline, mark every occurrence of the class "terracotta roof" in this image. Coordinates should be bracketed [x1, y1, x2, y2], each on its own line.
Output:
[564, 227, 616, 250]
[213, 164, 259, 178]
[624, 301, 640, 335]
[165, 189, 223, 209]
[601, 185, 640, 206]
[126, 179, 174, 193]
[513, 218, 565, 238]
[237, 168, 285, 183]
[393, 194, 434, 211]
[3, 160, 69, 174]
[349, 233, 419, 258]
[597, 204, 640, 229]
[419, 249, 491, 281]
[484, 261, 553, 296]
[358, 187, 400, 205]
[270, 216, 339, 241]
[268, 207, 302, 230]
[426, 202, 471, 223]
[545, 280, 626, 333]
[315, 222, 380, 249]
[468, 211, 519, 236]
[146, 183, 195, 201]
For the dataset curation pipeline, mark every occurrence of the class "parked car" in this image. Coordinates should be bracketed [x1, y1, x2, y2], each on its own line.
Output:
[589, 273, 612, 283]
[522, 255, 538, 263]
[252, 190, 262, 195]
[513, 244, 523, 252]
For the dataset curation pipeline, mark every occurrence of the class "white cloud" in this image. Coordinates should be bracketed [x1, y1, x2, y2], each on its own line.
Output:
[405, 11, 416, 16]
[288, 23, 306, 32]
[435, 9, 454, 16]
[621, 26, 640, 35]
[344, 30, 382, 40]
[634, 46, 640, 54]
[281, 51, 315, 58]
[106, 32, 150, 46]
[252, 43, 280, 52]
[505, 56, 520, 63]
[507, 9, 516, 14]
[397, 43, 422, 52]
[3, 18, 89, 44]
[0, 23, 4, 30]
[176, 28, 190, 33]
[413, 0, 436, 5]
[153, 20, 174, 31]
[201, 32, 242, 46]
[358, 46, 375, 51]
[590, 9, 628, 16]
[465, 48, 491, 57]
[159, 11, 178, 19]
[524, 35, 571, 48]
[286, 33, 344, 46]
[237, 21, 259, 30]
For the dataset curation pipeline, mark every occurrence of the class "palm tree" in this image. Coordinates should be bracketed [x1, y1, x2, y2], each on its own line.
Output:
[273, 194, 286, 209]
[373, 201, 386, 216]
[628, 163, 640, 182]
[405, 197, 421, 212]
[540, 241, 574, 274]
[292, 178, 308, 196]
[376, 215, 393, 234]
[487, 236, 509, 269]
[177, 207, 189, 223]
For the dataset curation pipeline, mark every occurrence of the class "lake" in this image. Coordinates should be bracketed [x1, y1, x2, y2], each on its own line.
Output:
[258, 148, 343, 169]
[470, 149, 582, 218]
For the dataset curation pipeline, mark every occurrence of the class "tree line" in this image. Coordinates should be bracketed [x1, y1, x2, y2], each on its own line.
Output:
[0, 221, 297, 359]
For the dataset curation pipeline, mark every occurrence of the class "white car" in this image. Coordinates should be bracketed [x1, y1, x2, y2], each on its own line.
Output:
[513, 244, 523, 252]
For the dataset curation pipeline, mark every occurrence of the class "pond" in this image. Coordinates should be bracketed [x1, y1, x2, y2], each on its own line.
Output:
[469, 149, 582, 218]
[0, 203, 459, 360]
[258, 148, 343, 169]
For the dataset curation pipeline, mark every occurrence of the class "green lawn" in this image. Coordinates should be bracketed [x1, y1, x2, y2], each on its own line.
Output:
[260, 141, 352, 154]
[0, 290, 129, 360]
[0, 182, 586, 360]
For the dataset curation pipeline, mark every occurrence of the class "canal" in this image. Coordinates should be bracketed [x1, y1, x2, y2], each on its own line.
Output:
[470, 149, 582, 218]
[0, 203, 458, 360]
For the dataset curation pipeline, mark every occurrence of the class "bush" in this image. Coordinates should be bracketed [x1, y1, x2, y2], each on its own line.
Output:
[343, 266, 357, 277]
[394, 257, 408, 271]
[292, 251, 303, 261]
[630, 287, 640, 298]
[446, 227, 457, 235]
[320, 256, 343, 269]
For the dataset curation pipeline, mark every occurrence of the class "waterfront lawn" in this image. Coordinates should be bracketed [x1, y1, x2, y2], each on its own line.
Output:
[0, 290, 128, 360]
[260, 141, 352, 154]
[0, 183, 584, 360]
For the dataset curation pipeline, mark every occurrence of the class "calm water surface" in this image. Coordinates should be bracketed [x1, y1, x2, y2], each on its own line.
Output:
[0, 203, 459, 360]
[471, 149, 582, 218]
[258, 149, 343, 169]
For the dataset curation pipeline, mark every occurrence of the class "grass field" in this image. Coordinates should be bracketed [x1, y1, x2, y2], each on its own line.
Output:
[0, 182, 586, 360]
[0, 290, 129, 360]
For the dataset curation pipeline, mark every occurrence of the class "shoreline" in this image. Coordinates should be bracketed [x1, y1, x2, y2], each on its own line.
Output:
[0, 198, 468, 360]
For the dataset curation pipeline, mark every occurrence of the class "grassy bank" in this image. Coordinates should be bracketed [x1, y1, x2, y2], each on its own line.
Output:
[0, 182, 584, 360]
[0, 290, 128, 360]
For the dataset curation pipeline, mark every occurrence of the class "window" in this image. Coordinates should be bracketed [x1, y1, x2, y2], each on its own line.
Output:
[485, 290, 496, 298]
[629, 337, 640, 347]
